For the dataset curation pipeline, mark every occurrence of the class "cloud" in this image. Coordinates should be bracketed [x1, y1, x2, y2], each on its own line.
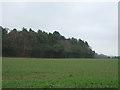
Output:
[2, 2, 118, 56]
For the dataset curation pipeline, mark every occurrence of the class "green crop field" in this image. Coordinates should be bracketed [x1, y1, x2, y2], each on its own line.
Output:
[2, 57, 118, 88]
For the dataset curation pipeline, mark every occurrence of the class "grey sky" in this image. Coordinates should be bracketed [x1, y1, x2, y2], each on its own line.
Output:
[1, 2, 118, 56]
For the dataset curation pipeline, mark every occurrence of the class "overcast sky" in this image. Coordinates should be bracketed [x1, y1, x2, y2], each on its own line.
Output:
[0, 2, 118, 56]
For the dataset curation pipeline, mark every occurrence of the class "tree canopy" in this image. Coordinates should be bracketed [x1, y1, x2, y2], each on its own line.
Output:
[1, 26, 95, 58]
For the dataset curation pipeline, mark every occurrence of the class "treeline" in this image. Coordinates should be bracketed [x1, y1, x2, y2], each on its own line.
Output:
[1, 26, 95, 58]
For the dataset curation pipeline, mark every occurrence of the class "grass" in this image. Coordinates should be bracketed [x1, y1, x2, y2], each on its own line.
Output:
[2, 57, 118, 88]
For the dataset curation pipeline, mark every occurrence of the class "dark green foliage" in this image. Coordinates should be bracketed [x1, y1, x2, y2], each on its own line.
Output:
[2, 26, 95, 58]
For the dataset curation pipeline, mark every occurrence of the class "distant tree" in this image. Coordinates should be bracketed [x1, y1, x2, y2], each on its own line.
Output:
[2, 26, 95, 58]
